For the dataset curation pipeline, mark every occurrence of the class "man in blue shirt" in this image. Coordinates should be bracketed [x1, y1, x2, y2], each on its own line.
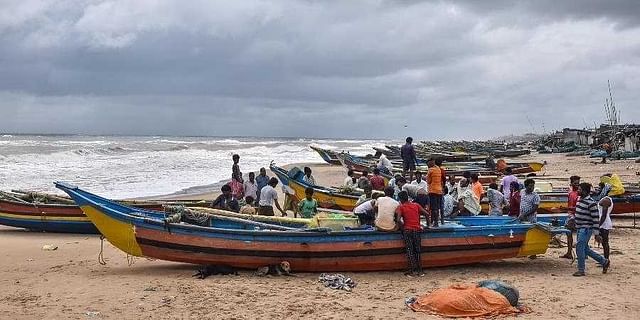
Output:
[400, 137, 418, 182]
[255, 167, 270, 205]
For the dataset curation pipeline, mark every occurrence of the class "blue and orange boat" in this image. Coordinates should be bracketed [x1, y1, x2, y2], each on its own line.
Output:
[56, 182, 567, 272]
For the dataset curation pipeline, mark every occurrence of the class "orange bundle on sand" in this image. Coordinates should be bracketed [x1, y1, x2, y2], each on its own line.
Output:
[409, 284, 528, 318]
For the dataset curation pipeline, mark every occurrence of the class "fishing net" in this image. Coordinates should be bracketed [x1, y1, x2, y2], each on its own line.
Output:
[408, 283, 527, 318]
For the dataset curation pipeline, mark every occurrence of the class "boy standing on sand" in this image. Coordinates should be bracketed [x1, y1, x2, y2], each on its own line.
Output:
[395, 191, 429, 276]
[297, 187, 318, 218]
[561, 176, 580, 259]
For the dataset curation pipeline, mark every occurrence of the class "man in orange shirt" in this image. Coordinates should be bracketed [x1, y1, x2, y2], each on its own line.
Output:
[470, 173, 484, 202]
[426, 158, 444, 227]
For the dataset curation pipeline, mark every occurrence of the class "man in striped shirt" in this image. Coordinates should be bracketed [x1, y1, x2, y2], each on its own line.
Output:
[573, 183, 610, 276]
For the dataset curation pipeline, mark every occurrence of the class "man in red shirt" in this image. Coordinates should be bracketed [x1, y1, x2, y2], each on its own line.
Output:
[395, 191, 429, 277]
[369, 168, 386, 191]
[561, 175, 581, 259]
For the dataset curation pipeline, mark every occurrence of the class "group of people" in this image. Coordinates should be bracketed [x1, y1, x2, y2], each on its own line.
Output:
[212, 155, 319, 218]
[211, 149, 615, 277]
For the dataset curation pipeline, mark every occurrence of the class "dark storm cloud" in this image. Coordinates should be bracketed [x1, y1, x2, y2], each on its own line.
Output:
[0, 0, 639, 139]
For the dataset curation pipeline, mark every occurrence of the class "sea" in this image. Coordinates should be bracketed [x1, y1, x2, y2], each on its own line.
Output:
[0, 135, 395, 199]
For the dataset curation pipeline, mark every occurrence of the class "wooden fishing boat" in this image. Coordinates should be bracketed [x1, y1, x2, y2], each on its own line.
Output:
[0, 191, 204, 233]
[271, 164, 361, 211]
[55, 182, 566, 272]
[309, 146, 343, 166]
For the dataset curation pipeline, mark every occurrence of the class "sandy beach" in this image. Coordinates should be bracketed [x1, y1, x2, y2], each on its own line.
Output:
[2, 154, 640, 319]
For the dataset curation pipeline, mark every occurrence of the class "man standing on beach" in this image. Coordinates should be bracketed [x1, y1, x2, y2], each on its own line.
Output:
[243, 172, 258, 203]
[258, 177, 286, 216]
[255, 167, 270, 205]
[573, 182, 610, 276]
[401, 137, 418, 182]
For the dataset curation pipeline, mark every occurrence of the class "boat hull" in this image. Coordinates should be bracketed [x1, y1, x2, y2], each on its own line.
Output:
[57, 182, 561, 272]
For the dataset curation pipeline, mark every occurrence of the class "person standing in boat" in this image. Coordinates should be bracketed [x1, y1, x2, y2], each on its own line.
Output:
[561, 176, 580, 260]
[369, 168, 386, 191]
[258, 177, 286, 216]
[395, 190, 428, 277]
[442, 186, 455, 218]
[230, 154, 244, 199]
[255, 167, 270, 205]
[518, 179, 539, 223]
[573, 182, 609, 276]
[212, 184, 240, 212]
[374, 187, 400, 231]
[426, 159, 444, 227]
[302, 167, 316, 185]
[401, 137, 418, 182]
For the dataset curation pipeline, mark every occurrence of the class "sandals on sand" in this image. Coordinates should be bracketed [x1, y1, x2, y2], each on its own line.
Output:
[572, 271, 586, 277]
[603, 259, 610, 274]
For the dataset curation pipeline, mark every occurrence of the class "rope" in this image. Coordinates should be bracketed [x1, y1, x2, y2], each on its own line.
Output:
[98, 235, 107, 265]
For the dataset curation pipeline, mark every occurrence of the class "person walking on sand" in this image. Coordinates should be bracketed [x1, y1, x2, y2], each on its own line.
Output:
[258, 177, 286, 217]
[395, 190, 429, 276]
[401, 137, 418, 182]
[573, 182, 610, 276]
[561, 176, 580, 260]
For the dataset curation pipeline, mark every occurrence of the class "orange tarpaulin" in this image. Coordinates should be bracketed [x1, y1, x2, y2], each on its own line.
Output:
[409, 284, 525, 318]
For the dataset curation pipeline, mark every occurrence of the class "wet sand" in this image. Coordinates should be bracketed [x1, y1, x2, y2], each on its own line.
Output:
[1, 154, 640, 319]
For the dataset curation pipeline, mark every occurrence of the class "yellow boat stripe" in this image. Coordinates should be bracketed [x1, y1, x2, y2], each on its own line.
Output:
[80, 205, 143, 256]
[0, 211, 91, 222]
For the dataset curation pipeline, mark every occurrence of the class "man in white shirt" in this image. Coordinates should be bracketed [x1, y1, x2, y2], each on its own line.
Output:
[243, 172, 258, 202]
[353, 193, 381, 225]
[374, 187, 400, 231]
[410, 171, 428, 192]
[258, 177, 286, 216]
[343, 169, 358, 189]
[377, 154, 393, 174]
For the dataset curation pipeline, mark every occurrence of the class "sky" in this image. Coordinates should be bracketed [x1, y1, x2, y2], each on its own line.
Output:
[0, 0, 639, 139]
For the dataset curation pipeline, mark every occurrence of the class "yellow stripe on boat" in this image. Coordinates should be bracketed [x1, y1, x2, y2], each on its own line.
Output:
[528, 162, 544, 172]
[517, 225, 552, 257]
[0, 211, 90, 222]
[80, 205, 143, 257]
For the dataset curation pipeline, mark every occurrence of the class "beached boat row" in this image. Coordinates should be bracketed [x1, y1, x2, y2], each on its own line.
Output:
[49, 182, 566, 271]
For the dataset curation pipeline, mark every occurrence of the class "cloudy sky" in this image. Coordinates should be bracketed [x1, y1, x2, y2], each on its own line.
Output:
[0, 0, 639, 139]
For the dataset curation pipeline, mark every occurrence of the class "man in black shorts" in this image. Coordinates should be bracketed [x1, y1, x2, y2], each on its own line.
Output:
[400, 137, 418, 182]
